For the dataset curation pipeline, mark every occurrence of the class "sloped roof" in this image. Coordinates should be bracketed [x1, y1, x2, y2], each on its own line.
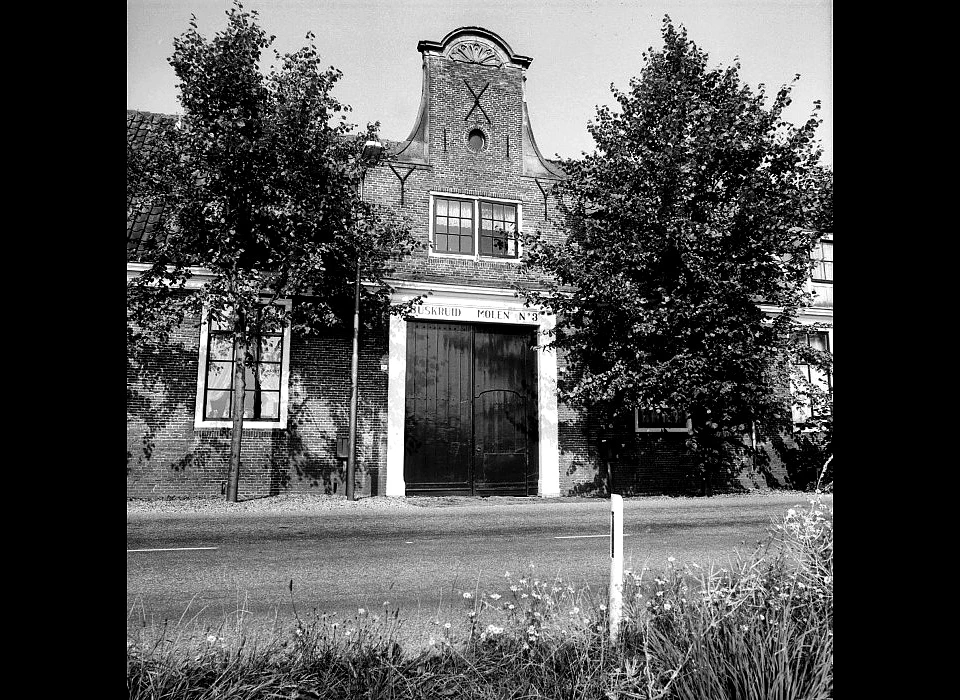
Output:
[127, 110, 176, 261]
[127, 108, 569, 262]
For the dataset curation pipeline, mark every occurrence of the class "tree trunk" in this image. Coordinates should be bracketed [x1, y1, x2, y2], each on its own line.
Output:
[226, 313, 247, 502]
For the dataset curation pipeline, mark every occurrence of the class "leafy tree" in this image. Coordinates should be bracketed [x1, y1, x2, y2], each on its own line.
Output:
[127, 1, 417, 501]
[520, 17, 832, 494]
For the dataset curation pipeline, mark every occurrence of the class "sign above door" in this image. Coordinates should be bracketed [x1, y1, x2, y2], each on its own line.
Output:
[412, 303, 541, 324]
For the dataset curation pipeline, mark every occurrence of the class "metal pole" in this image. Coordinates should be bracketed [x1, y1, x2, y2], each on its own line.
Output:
[346, 260, 360, 501]
[609, 493, 624, 644]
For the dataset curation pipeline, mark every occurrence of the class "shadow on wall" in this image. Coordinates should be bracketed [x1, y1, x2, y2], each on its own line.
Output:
[599, 430, 758, 497]
[126, 336, 199, 476]
[269, 391, 344, 496]
[169, 437, 230, 473]
[267, 372, 385, 497]
[559, 407, 830, 497]
[128, 323, 388, 497]
[566, 467, 609, 497]
[557, 408, 783, 497]
[755, 431, 833, 492]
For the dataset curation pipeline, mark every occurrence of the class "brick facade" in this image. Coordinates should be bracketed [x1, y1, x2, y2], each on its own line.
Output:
[127, 26, 828, 499]
[127, 314, 392, 499]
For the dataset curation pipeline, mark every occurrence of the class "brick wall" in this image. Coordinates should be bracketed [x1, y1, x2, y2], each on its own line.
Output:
[127, 315, 391, 499]
[363, 51, 566, 292]
[127, 29, 783, 499]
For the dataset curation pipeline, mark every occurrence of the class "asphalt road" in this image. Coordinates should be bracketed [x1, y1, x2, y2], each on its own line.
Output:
[127, 493, 830, 648]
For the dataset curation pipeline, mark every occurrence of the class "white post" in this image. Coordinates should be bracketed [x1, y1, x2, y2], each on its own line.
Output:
[385, 313, 407, 497]
[609, 493, 624, 644]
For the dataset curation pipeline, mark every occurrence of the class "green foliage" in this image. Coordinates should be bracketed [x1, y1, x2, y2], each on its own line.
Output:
[520, 17, 833, 487]
[127, 0, 417, 346]
[126, 1, 418, 500]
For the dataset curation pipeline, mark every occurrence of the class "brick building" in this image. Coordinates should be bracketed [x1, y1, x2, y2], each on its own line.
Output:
[127, 26, 832, 499]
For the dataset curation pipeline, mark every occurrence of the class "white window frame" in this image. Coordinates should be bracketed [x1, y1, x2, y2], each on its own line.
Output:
[790, 329, 832, 427]
[194, 299, 293, 430]
[811, 234, 833, 283]
[634, 409, 692, 433]
[428, 191, 523, 263]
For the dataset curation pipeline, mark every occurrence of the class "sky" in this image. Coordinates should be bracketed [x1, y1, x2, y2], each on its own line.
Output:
[127, 0, 832, 167]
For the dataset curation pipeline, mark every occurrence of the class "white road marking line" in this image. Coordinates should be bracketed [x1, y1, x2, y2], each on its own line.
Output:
[554, 534, 634, 539]
[127, 547, 219, 552]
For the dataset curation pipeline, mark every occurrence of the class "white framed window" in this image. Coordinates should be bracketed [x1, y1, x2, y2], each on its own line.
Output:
[791, 330, 832, 425]
[429, 192, 522, 261]
[194, 300, 292, 429]
[812, 237, 833, 282]
[635, 409, 691, 433]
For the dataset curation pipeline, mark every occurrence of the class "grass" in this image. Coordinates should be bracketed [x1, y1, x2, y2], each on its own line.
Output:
[128, 494, 833, 699]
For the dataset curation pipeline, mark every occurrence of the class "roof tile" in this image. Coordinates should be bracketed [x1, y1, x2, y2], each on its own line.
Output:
[127, 110, 177, 261]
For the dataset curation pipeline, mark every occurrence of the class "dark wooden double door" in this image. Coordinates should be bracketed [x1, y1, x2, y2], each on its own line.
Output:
[404, 321, 538, 495]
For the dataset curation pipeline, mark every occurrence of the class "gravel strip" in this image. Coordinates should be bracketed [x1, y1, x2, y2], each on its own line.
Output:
[127, 490, 824, 516]
[126, 494, 418, 515]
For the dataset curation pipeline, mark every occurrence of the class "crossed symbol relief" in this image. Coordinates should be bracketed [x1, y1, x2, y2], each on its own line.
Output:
[464, 80, 491, 124]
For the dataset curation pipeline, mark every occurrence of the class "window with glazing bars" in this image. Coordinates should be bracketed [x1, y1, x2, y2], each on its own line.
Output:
[433, 196, 519, 258]
[479, 201, 518, 258]
[812, 240, 833, 282]
[792, 331, 832, 422]
[203, 314, 284, 421]
[433, 197, 475, 255]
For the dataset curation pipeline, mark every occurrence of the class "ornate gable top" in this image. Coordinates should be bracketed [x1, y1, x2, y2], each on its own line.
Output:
[417, 26, 532, 69]
[449, 41, 502, 67]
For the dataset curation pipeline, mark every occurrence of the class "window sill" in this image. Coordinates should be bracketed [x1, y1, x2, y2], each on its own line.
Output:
[194, 419, 287, 430]
[428, 250, 522, 264]
[635, 427, 690, 434]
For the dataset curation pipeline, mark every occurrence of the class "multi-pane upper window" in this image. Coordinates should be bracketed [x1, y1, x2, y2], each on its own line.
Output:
[432, 195, 519, 259]
[434, 197, 475, 255]
[198, 306, 289, 427]
[792, 331, 832, 424]
[812, 240, 833, 282]
[479, 201, 518, 258]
